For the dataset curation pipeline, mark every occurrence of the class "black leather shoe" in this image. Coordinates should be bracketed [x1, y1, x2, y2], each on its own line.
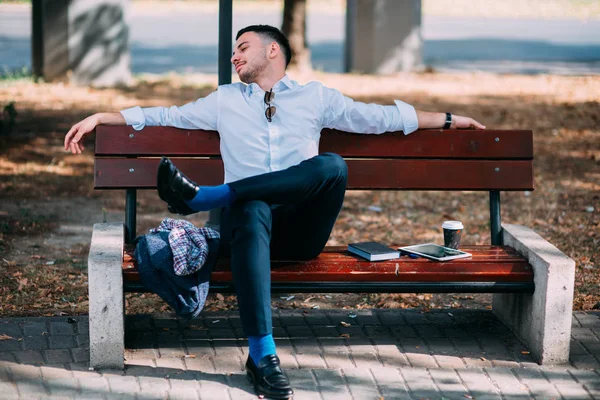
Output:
[157, 156, 199, 216]
[246, 355, 294, 400]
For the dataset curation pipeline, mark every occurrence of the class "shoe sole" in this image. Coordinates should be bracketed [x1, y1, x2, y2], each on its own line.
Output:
[246, 370, 294, 400]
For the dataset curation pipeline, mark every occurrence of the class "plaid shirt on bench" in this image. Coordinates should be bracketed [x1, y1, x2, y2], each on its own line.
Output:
[149, 218, 220, 276]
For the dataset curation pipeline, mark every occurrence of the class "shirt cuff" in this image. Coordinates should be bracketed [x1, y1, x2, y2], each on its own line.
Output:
[394, 100, 419, 135]
[120, 106, 146, 131]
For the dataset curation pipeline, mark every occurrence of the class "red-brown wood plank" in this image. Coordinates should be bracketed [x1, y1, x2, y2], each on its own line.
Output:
[122, 245, 533, 284]
[95, 126, 221, 156]
[95, 158, 534, 190]
[95, 126, 533, 159]
[321, 129, 533, 159]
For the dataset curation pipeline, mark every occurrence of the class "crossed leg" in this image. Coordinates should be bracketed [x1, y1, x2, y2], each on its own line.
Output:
[218, 153, 348, 336]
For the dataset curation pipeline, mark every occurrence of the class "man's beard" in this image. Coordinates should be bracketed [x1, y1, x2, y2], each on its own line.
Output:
[239, 50, 269, 83]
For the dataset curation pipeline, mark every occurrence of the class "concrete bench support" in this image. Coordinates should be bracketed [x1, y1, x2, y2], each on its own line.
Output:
[493, 224, 575, 364]
[88, 222, 125, 369]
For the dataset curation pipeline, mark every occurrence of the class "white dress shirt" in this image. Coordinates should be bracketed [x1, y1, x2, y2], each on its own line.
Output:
[120, 75, 419, 184]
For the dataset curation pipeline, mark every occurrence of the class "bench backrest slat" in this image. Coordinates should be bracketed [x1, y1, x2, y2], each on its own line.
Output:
[95, 126, 533, 159]
[94, 127, 534, 191]
[95, 158, 533, 190]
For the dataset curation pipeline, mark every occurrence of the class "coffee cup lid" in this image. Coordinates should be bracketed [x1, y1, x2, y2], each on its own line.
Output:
[442, 220, 464, 230]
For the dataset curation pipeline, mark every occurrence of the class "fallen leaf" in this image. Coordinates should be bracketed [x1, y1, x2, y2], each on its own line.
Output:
[190, 325, 207, 330]
[339, 333, 350, 338]
[216, 293, 225, 301]
[17, 278, 28, 292]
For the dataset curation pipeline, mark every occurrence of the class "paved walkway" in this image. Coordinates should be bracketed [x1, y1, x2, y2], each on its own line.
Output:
[0, 309, 598, 399]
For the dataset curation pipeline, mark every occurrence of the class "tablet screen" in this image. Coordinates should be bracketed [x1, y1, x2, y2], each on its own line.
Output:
[400, 244, 470, 259]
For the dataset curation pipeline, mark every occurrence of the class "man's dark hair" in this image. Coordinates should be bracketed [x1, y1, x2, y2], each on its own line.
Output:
[236, 25, 292, 67]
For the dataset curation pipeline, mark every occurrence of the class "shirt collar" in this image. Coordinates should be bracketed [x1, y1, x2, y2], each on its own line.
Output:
[245, 74, 294, 97]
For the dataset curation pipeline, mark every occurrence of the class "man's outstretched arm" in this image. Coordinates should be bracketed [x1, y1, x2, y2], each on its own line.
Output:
[64, 90, 219, 155]
[64, 112, 125, 154]
[321, 85, 485, 134]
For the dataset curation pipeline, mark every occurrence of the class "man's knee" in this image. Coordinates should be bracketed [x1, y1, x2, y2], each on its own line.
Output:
[230, 200, 272, 234]
[315, 153, 348, 181]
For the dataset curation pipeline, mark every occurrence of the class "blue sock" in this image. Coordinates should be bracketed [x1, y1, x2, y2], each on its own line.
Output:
[248, 334, 276, 365]
[184, 184, 235, 212]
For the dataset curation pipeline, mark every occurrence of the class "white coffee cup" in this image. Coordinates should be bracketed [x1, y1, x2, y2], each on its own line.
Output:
[442, 220, 464, 249]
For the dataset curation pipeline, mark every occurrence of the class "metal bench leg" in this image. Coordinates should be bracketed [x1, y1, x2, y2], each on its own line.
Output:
[88, 222, 125, 369]
[493, 224, 575, 364]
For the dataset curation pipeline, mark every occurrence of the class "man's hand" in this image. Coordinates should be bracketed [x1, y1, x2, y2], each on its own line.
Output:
[64, 114, 99, 154]
[64, 112, 126, 154]
[451, 115, 486, 130]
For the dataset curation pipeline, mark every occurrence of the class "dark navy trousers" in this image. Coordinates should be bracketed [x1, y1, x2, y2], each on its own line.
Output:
[219, 153, 348, 336]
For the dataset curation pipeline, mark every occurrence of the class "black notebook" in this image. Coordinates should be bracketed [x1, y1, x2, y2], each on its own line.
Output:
[347, 241, 400, 261]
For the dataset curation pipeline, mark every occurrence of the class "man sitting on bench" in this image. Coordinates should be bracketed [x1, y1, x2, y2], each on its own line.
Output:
[65, 24, 485, 400]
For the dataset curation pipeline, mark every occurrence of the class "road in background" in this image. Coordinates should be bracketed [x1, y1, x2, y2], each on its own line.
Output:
[1, 4, 599, 75]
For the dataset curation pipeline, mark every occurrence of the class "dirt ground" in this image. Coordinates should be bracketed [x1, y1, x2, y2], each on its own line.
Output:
[0, 70, 598, 317]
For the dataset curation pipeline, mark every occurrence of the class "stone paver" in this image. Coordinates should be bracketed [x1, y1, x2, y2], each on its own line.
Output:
[401, 366, 440, 399]
[0, 310, 597, 399]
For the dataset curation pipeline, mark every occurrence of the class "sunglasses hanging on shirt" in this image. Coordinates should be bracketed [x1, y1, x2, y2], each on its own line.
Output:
[264, 89, 276, 122]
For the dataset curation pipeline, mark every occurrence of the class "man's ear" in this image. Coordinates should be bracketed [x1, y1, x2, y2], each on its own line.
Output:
[268, 42, 280, 60]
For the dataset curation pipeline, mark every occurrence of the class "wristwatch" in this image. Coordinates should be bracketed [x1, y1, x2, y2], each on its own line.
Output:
[443, 113, 452, 129]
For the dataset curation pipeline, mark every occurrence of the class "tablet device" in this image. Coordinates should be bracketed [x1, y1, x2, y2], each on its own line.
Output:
[398, 243, 472, 262]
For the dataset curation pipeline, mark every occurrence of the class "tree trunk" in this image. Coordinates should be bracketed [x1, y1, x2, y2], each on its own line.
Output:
[281, 0, 312, 72]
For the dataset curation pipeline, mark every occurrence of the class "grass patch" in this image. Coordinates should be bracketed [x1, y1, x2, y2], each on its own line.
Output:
[0, 66, 33, 82]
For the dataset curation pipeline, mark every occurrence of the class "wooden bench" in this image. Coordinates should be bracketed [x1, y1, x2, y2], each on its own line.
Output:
[88, 126, 575, 369]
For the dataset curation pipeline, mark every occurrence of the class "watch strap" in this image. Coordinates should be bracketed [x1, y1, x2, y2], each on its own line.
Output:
[443, 113, 452, 129]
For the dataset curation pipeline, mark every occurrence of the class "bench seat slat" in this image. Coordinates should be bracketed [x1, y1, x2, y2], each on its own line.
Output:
[95, 127, 533, 159]
[122, 245, 533, 285]
[96, 158, 534, 190]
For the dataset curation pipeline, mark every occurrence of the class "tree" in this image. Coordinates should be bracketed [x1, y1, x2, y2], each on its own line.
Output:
[281, 0, 312, 72]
